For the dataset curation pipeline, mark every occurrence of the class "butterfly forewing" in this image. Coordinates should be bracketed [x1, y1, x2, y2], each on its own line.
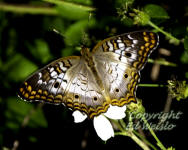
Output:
[92, 31, 159, 70]
[18, 56, 81, 104]
[18, 56, 109, 118]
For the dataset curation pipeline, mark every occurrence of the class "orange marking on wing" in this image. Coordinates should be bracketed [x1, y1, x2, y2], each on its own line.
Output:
[24, 93, 29, 98]
[31, 91, 36, 95]
[27, 85, 32, 92]
[38, 89, 42, 94]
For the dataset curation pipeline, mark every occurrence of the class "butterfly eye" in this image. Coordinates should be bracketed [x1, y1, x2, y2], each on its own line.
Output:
[125, 52, 132, 57]
[75, 95, 79, 99]
[93, 96, 98, 101]
[54, 82, 60, 88]
[124, 73, 128, 78]
[115, 88, 119, 92]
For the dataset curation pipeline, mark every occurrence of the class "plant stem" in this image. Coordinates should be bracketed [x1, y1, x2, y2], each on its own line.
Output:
[142, 116, 167, 150]
[0, 3, 58, 15]
[133, 130, 158, 150]
[129, 132, 150, 150]
[148, 58, 177, 67]
[116, 131, 150, 150]
[148, 20, 180, 45]
[138, 83, 167, 87]
[43, 0, 95, 11]
[113, 119, 150, 150]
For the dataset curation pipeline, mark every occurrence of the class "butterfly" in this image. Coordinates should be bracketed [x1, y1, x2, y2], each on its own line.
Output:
[18, 31, 159, 118]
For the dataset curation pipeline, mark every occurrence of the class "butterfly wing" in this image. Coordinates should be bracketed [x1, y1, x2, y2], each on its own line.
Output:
[92, 31, 159, 70]
[18, 56, 81, 103]
[92, 31, 159, 106]
[18, 31, 159, 119]
[18, 56, 109, 118]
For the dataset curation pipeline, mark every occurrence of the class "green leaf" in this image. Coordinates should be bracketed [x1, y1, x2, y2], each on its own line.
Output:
[61, 47, 75, 57]
[180, 51, 188, 64]
[184, 36, 188, 52]
[64, 19, 96, 46]
[28, 135, 38, 143]
[185, 72, 188, 79]
[27, 39, 52, 64]
[3, 54, 38, 81]
[144, 4, 169, 19]
[64, 0, 92, 5]
[5, 97, 48, 130]
[29, 105, 48, 128]
[44, 0, 94, 20]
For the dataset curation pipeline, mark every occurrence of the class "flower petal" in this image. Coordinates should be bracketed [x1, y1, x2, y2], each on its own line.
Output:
[104, 105, 126, 120]
[93, 115, 114, 141]
[72, 110, 87, 123]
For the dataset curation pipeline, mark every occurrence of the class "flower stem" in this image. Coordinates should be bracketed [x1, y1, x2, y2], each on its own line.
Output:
[113, 119, 150, 150]
[148, 58, 177, 67]
[133, 130, 158, 150]
[142, 116, 167, 150]
[148, 20, 180, 45]
[129, 131, 150, 150]
[116, 131, 150, 150]
[138, 83, 167, 88]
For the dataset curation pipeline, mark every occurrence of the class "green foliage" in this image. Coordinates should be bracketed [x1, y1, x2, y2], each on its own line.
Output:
[167, 80, 188, 101]
[143, 4, 169, 20]
[180, 31, 188, 63]
[64, 19, 90, 45]
[3, 54, 38, 82]
[5, 97, 47, 130]
[27, 39, 52, 64]
[44, 0, 93, 20]
[0, 0, 188, 149]
[133, 9, 150, 26]
[184, 36, 188, 52]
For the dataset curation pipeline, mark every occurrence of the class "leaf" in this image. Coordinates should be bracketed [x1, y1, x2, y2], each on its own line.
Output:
[184, 36, 188, 52]
[63, 0, 92, 5]
[27, 39, 52, 64]
[61, 47, 75, 57]
[180, 51, 188, 64]
[64, 19, 96, 46]
[144, 4, 169, 19]
[3, 54, 38, 81]
[44, 0, 94, 20]
[5, 97, 48, 130]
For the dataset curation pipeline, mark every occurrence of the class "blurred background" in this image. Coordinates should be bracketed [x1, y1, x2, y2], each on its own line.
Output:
[0, 0, 188, 149]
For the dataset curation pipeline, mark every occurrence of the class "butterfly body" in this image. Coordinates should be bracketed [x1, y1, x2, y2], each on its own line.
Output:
[18, 31, 159, 118]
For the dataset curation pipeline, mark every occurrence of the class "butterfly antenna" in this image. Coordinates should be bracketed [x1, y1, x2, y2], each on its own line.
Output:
[52, 28, 74, 47]
[52, 28, 63, 36]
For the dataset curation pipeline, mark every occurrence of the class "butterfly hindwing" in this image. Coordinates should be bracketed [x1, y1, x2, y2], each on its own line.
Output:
[93, 54, 139, 106]
[92, 31, 158, 106]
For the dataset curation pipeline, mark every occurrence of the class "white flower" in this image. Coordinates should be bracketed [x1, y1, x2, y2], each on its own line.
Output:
[72, 105, 127, 141]
[72, 110, 87, 123]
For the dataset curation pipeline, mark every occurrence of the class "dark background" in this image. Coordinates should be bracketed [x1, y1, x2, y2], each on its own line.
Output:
[0, 0, 188, 149]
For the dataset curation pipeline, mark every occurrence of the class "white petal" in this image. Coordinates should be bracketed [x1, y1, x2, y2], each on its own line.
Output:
[104, 105, 126, 120]
[72, 110, 87, 123]
[93, 115, 114, 141]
